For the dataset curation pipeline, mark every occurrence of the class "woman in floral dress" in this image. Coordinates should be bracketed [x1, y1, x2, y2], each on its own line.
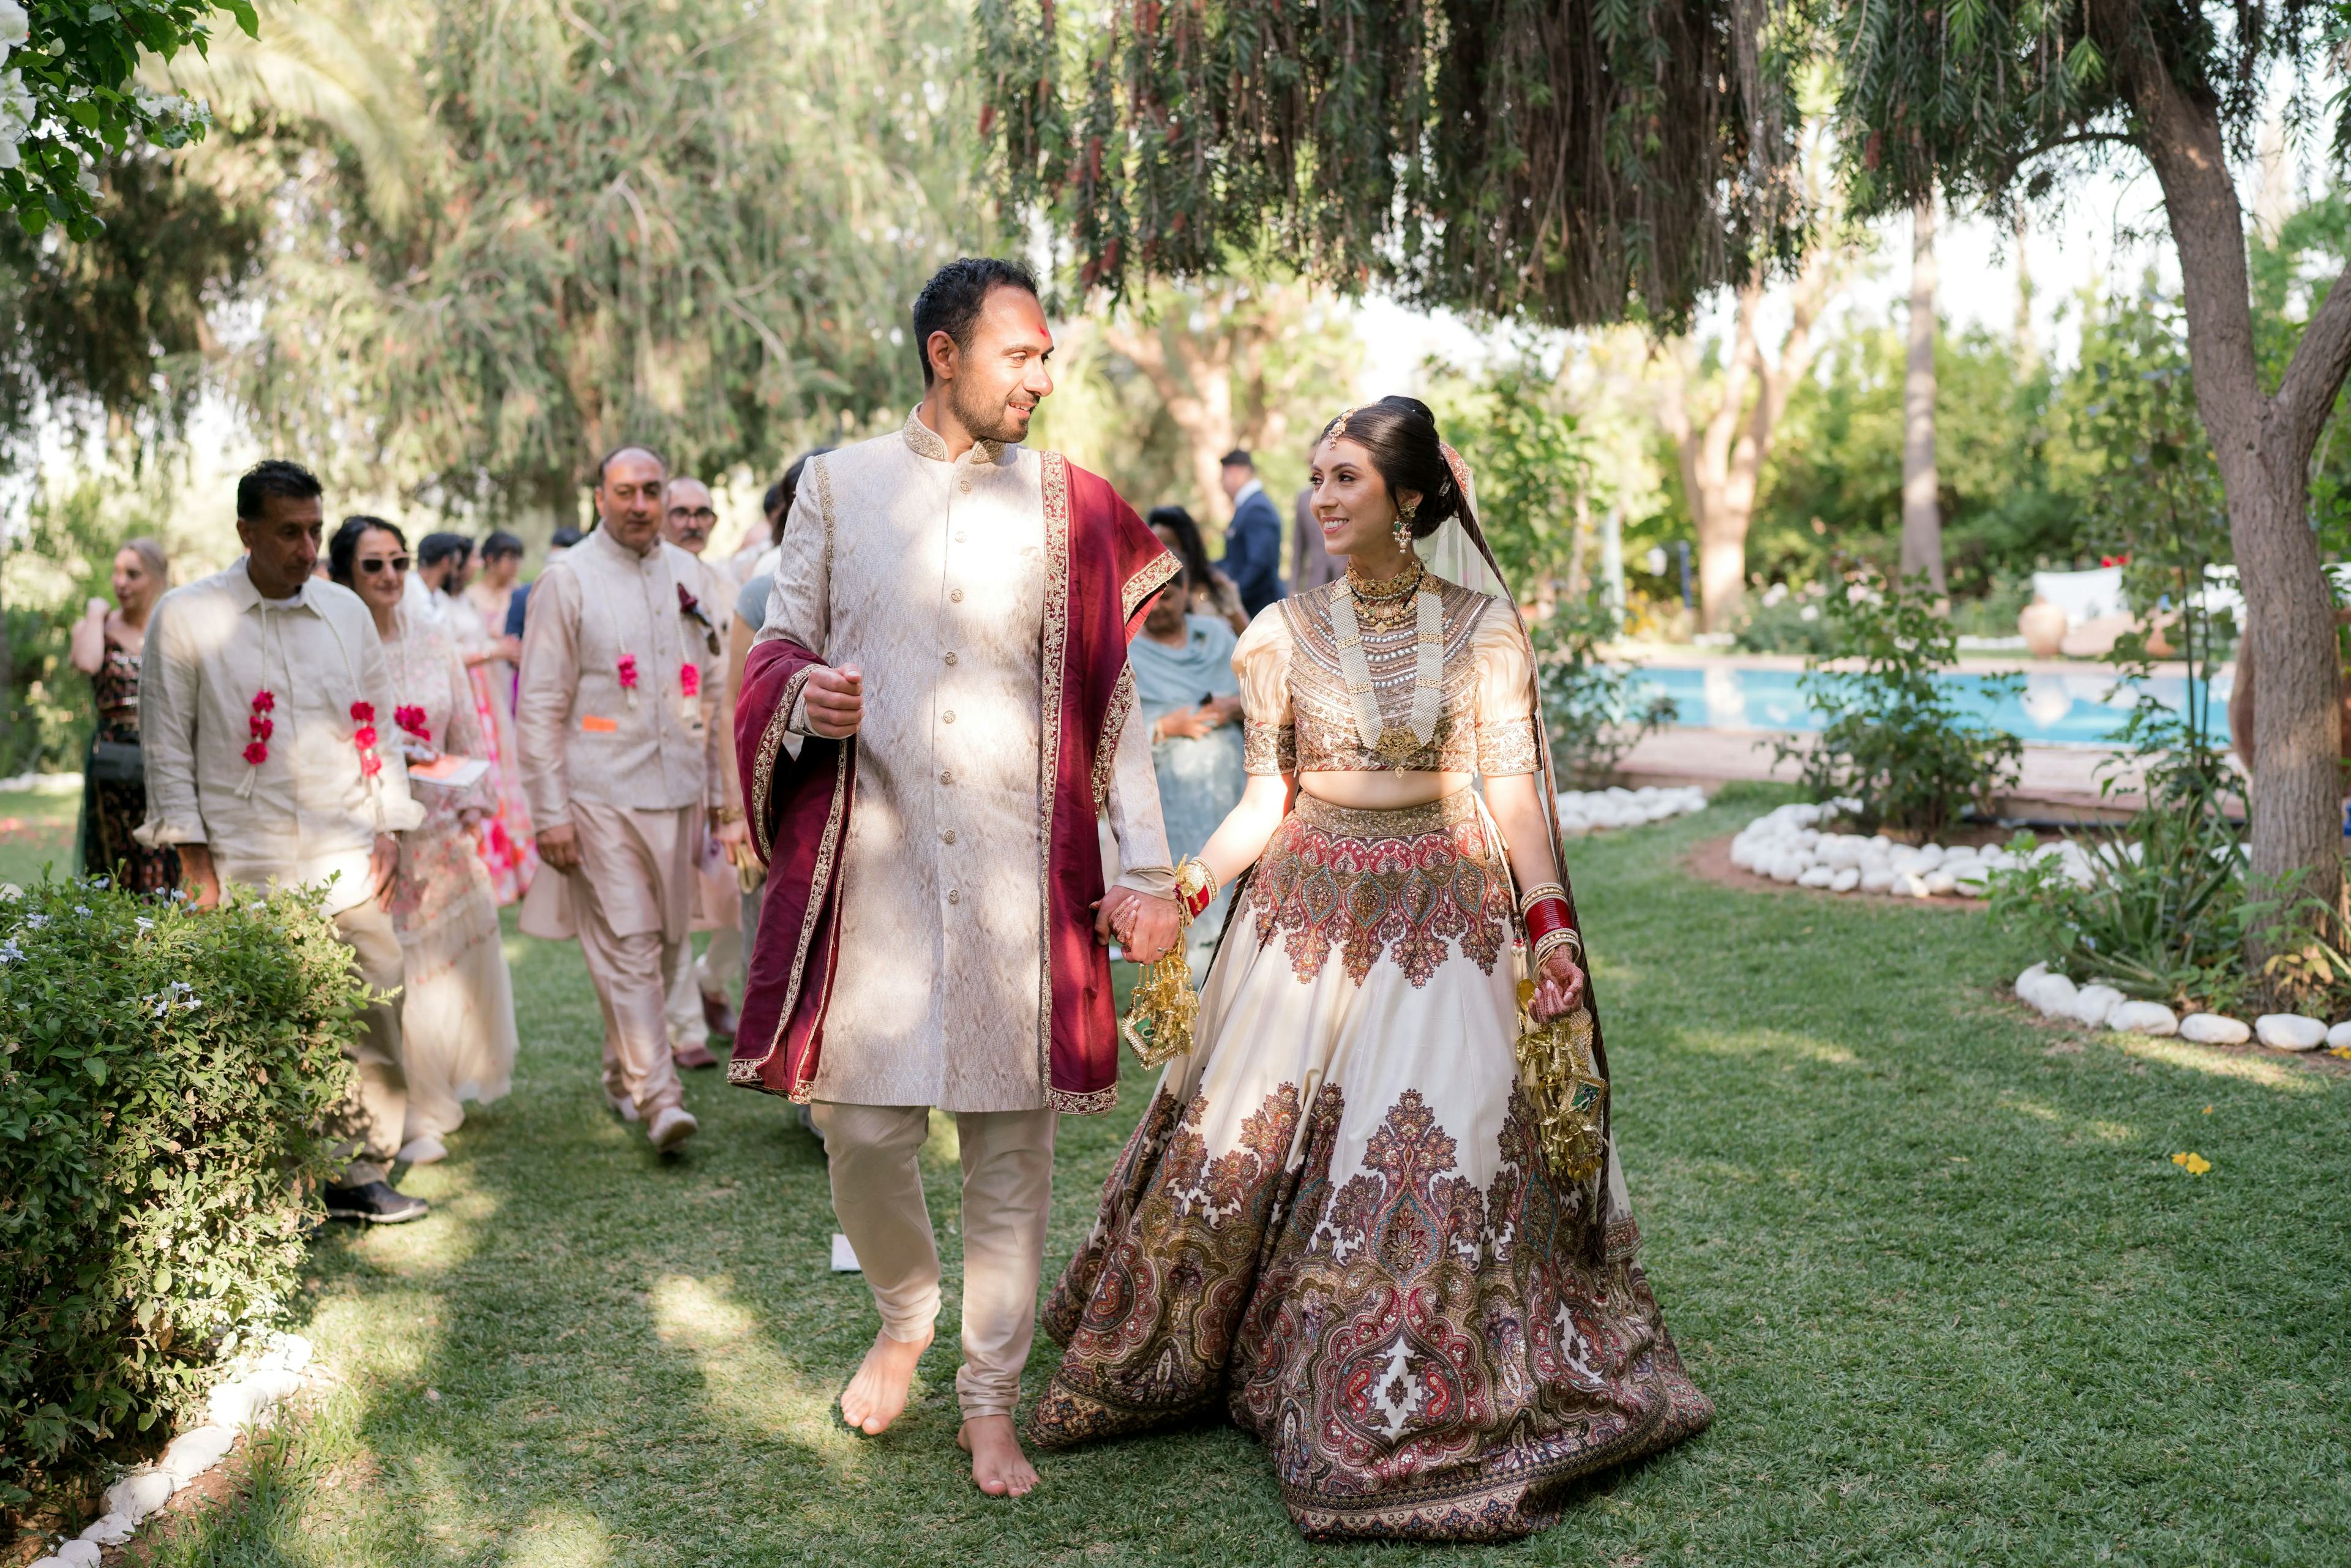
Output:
[332, 517, 520, 1166]
[433, 535, 536, 904]
[1030, 398, 1710, 1541]
[70, 538, 179, 893]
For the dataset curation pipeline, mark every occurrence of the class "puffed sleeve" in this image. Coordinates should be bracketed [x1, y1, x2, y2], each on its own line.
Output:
[1473, 599, 1541, 776]
[1232, 602, 1296, 776]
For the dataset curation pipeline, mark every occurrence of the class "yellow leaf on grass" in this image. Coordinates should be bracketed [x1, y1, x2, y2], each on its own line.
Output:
[2170, 1152, 2213, 1176]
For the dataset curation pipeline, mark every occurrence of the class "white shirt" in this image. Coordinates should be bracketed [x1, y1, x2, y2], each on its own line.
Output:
[1232, 476, 1266, 509]
[138, 562, 423, 916]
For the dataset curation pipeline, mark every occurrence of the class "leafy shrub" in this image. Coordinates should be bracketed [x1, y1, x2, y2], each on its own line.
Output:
[1530, 595, 1678, 786]
[1733, 582, 1840, 656]
[0, 877, 361, 1507]
[1771, 575, 2023, 839]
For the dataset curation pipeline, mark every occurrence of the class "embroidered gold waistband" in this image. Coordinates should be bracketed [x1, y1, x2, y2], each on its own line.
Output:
[1289, 787, 1480, 841]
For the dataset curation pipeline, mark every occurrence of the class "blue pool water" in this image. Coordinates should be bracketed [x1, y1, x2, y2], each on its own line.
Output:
[1623, 664, 2227, 749]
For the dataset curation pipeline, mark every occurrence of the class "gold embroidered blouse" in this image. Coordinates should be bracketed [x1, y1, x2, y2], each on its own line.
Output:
[1234, 576, 1541, 776]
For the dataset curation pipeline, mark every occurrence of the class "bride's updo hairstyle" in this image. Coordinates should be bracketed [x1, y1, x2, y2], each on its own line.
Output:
[1314, 395, 1468, 542]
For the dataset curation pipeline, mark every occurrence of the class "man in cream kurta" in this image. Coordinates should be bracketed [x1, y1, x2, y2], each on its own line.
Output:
[138, 460, 429, 1223]
[517, 446, 726, 1153]
[750, 258, 1179, 1498]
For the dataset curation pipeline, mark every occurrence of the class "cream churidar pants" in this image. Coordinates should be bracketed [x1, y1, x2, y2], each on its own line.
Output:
[812, 1102, 1057, 1421]
[326, 902, 410, 1185]
[568, 801, 694, 1121]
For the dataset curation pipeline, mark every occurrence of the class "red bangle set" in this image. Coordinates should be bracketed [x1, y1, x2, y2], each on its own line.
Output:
[1183, 880, 1215, 919]
[1523, 896, 1573, 945]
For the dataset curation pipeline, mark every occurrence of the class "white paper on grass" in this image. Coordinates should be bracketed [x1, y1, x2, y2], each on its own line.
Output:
[831, 1233, 861, 1273]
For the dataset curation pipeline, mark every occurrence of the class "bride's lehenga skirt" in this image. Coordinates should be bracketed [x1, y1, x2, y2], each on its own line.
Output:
[1030, 790, 1711, 1542]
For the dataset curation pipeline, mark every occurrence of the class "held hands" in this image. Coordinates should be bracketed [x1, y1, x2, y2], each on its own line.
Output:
[1529, 947, 1588, 1025]
[1095, 886, 1182, 964]
[715, 814, 754, 866]
[538, 822, 583, 872]
[1155, 706, 1214, 741]
[804, 664, 864, 738]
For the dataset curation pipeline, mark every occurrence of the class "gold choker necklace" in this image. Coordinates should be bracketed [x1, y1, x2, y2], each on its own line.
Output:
[1348, 560, 1423, 602]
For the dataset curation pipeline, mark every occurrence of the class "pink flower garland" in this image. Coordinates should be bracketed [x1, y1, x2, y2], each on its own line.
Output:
[394, 704, 430, 743]
[350, 702, 383, 779]
[243, 689, 276, 767]
[617, 652, 640, 708]
[679, 662, 700, 698]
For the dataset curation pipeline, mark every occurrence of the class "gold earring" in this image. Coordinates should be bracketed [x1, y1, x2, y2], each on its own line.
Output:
[1393, 501, 1417, 553]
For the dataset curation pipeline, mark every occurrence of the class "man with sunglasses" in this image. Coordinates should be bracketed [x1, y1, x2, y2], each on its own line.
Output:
[654, 476, 744, 1067]
[516, 445, 729, 1155]
[137, 460, 429, 1224]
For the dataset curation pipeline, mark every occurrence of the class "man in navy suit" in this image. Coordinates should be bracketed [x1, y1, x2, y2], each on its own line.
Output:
[1216, 448, 1286, 619]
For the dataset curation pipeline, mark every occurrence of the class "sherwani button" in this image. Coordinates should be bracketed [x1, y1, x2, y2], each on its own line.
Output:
[942, 829, 958, 845]
[960, 481, 972, 493]
[940, 769, 954, 784]
[947, 888, 961, 904]
[944, 651, 958, 666]
[950, 588, 965, 603]
[942, 710, 956, 723]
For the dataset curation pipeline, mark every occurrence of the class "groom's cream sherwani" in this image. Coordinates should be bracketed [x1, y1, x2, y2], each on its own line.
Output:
[752, 408, 1174, 1419]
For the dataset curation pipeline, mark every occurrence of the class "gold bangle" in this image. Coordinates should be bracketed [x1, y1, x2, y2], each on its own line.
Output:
[1517, 881, 1567, 917]
[1532, 927, 1581, 967]
[1175, 856, 1218, 922]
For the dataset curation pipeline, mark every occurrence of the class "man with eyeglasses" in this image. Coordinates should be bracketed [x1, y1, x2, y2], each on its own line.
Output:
[515, 445, 728, 1155]
[136, 460, 430, 1224]
[655, 475, 744, 1066]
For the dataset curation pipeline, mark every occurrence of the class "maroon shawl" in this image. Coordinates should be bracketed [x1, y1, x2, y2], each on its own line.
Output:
[728, 451, 1176, 1112]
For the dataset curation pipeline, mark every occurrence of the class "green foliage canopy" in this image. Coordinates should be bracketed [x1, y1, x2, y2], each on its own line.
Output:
[977, 0, 1804, 329]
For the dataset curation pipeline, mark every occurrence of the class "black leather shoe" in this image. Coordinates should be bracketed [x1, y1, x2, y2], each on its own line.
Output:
[323, 1180, 429, 1224]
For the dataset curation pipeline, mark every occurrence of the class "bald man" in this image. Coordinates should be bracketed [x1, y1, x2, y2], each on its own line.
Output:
[516, 446, 727, 1152]
[656, 475, 744, 1064]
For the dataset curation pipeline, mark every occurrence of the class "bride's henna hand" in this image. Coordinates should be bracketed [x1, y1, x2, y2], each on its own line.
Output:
[1529, 949, 1586, 1024]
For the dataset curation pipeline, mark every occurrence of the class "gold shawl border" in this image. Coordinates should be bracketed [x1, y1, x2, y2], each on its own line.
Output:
[749, 662, 820, 865]
[1092, 665, 1135, 809]
[1049, 1084, 1119, 1115]
[1121, 546, 1180, 626]
[727, 733, 852, 1096]
[1035, 451, 1072, 1103]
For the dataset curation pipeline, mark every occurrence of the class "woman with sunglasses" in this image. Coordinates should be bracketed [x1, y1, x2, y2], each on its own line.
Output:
[331, 516, 520, 1166]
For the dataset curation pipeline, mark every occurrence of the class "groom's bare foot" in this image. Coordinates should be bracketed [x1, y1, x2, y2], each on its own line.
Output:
[840, 1329, 931, 1435]
[958, 1414, 1040, 1498]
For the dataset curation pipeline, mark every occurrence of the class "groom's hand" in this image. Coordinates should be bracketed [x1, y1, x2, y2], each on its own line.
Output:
[804, 664, 864, 738]
[1100, 887, 1181, 965]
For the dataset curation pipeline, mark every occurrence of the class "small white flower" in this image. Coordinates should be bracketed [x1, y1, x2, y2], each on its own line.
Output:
[0, 938, 21, 964]
[135, 917, 155, 932]
[73, 904, 90, 917]
[0, 1, 27, 53]
[23, 913, 47, 930]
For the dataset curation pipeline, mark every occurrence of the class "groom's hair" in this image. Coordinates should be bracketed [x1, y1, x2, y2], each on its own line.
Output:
[912, 257, 1040, 384]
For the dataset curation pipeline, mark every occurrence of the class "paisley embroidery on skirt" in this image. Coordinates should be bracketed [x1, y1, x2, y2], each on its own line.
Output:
[1247, 793, 1515, 986]
[1033, 1078, 1711, 1542]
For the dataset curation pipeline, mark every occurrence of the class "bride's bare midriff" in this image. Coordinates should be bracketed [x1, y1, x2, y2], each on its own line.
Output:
[1297, 770, 1473, 811]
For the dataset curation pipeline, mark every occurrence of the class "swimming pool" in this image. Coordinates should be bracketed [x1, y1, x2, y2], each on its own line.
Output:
[1622, 664, 2227, 749]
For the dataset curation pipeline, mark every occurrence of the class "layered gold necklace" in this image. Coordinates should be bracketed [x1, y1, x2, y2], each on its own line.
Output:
[1330, 557, 1442, 763]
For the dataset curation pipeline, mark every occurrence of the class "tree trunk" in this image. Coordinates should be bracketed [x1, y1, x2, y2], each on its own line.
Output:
[1899, 191, 1944, 598]
[2099, 7, 2351, 944]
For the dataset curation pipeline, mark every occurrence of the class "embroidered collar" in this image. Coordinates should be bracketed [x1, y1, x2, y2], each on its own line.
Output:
[227, 561, 317, 615]
[900, 405, 1007, 467]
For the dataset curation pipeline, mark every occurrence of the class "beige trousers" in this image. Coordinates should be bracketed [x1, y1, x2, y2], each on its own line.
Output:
[812, 1101, 1057, 1421]
[326, 902, 410, 1185]
[568, 802, 694, 1121]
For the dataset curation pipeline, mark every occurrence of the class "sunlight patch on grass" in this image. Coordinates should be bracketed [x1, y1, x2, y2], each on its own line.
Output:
[649, 1274, 864, 1465]
[505, 1506, 616, 1568]
[1680, 1026, 1860, 1067]
[2111, 1035, 2327, 1093]
[2000, 1093, 2137, 1143]
[924, 1108, 960, 1165]
[308, 1289, 445, 1384]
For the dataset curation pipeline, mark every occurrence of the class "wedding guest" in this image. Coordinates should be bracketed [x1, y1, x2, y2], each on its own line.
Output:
[137, 460, 427, 1223]
[504, 527, 585, 642]
[659, 474, 741, 1063]
[1129, 571, 1246, 960]
[70, 538, 180, 893]
[1216, 447, 1286, 617]
[465, 531, 528, 687]
[1149, 505, 1248, 633]
[331, 516, 520, 1165]
[516, 444, 725, 1153]
[432, 532, 534, 904]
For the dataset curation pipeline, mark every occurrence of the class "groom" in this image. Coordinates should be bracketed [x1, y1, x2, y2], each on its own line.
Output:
[732, 257, 1182, 1496]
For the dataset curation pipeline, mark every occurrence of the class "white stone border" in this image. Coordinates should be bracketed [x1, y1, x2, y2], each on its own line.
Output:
[29, 1332, 315, 1568]
[1557, 785, 1708, 836]
[2012, 963, 2347, 1051]
[1730, 800, 2098, 898]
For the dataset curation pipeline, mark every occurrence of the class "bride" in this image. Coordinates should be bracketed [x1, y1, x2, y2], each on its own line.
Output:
[1031, 397, 1711, 1540]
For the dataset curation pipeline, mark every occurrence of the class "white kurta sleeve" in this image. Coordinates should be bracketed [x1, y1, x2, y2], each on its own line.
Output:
[515, 563, 583, 830]
[358, 617, 424, 833]
[756, 470, 832, 738]
[133, 592, 204, 848]
[1106, 685, 1176, 896]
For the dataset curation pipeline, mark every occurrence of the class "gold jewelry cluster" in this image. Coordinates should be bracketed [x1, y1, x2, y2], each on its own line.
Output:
[1119, 857, 1216, 1069]
[1514, 988, 1608, 1183]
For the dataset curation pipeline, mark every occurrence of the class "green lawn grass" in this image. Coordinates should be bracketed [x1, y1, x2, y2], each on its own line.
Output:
[0, 787, 80, 889]
[123, 791, 2351, 1566]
